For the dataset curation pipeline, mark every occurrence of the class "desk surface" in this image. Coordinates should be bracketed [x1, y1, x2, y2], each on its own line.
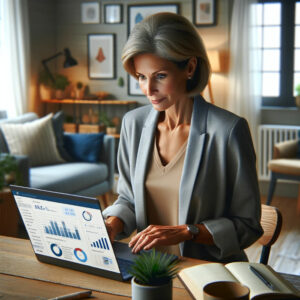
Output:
[0, 236, 299, 299]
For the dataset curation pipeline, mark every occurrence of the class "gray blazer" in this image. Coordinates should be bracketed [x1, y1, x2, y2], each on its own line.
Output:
[103, 96, 263, 262]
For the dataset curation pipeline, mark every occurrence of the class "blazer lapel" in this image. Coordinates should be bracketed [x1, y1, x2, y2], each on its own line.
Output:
[134, 108, 159, 231]
[179, 96, 208, 225]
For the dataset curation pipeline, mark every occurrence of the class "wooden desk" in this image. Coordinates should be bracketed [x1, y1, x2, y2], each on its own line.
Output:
[0, 236, 197, 299]
[1, 236, 299, 299]
[0, 189, 20, 237]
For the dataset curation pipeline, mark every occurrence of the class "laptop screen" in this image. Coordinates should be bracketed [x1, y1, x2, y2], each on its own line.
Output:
[12, 188, 121, 275]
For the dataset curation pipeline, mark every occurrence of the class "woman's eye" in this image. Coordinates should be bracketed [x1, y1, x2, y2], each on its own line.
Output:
[156, 73, 166, 80]
[137, 74, 145, 80]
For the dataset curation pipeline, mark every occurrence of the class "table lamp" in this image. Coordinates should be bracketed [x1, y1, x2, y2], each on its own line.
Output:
[42, 48, 78, 83]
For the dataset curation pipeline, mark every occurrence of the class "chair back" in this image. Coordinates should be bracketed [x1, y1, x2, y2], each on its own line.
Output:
[258, 204, 282, 264]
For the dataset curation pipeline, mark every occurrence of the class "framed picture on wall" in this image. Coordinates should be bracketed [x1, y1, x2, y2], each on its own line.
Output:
[128, 75, 143, 96]
[193, 0, 216, 26]
[81, 2, 100, 24]
[88, 34, 115, 79]
[104, 4, 123, 24]
[127, 4, 179, 34]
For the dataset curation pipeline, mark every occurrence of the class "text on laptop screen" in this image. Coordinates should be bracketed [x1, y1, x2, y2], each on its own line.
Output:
[13, 190, 120, 274]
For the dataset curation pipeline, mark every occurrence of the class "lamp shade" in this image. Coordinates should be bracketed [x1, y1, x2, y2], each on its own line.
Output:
[207, 50, 229, 73]
[63, 48, 78, 68]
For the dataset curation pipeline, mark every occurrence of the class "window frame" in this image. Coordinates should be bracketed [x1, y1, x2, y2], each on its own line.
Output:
[259, 0, 297, 107]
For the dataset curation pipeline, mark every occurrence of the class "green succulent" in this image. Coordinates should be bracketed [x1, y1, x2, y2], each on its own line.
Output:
[99, 111, 114, 127]
[0, 154, 23, 190]
[53, 74, 70, 91]
[295, 84, 300, 96]
[129, 249, 179, 286]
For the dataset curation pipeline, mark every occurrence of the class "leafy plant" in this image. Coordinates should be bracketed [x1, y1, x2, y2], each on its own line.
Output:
[76, 81, 83, 90]
[38, 69, 54, 88]
[129, 249, 179, 286]
[295, 84, 300, 96]
[53, 74, 70, 91]
[99, 111, 114, 127]
[0, 154, 23, 190]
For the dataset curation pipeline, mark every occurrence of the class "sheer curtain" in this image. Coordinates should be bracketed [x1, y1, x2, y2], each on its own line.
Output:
[227, 0, 261, 150]
[0, 0, 30, 117]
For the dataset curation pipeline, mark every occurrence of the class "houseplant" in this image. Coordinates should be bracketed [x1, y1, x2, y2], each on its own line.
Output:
[0, 154, 23, 191]
[99, 111, 117, 134]
[294, 84, 300, 108]
[53, 74, 70, 99]
[38, 69, 54, 100]
[129, 249, 179, 300]
[76, 81, 84, 99]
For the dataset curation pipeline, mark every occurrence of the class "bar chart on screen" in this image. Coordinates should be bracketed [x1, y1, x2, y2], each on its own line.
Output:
[91, 237, 110, 250]
[44, 220, 81, 240]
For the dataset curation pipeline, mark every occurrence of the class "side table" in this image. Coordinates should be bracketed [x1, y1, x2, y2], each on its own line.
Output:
[0, 188, 20, 237]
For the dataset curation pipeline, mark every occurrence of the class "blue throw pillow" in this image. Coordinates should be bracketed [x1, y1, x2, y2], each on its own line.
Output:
[63, 132, 105, 163]
[297, 131, 300, 158]
[52, 111, 74, 162]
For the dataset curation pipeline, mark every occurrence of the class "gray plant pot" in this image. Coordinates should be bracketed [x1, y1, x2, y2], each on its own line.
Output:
[131, 277, 172, 300]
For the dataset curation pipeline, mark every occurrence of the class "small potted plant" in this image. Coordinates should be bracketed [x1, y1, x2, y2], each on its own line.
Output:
[295, 84, 300, 108]
[53, 74, 70, 99]
[75, 81, 84, 99]
[0, 154, 23, 191]
[129, 249, 179, 300]
[99, 111, 117, 135]
[38, 69, 54, 100]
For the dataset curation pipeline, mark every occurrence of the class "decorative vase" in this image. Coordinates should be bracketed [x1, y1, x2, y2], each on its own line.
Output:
[131, 277, 172, 300]
[75, 89, 84, 99]
[39, 84, 52, 100]
[55, 89, 65, 99]
[295, 96, 300, 108]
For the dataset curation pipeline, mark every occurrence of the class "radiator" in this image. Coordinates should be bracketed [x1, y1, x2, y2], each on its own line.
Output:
[258, 125, 300, 180]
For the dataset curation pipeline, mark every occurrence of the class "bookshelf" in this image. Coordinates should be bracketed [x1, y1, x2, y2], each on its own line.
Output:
[41, 99, 138, 138]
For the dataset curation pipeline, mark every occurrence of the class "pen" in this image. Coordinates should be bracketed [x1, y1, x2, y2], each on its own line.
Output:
[249, 266, 275, 291]
[48, 290, 92, 300]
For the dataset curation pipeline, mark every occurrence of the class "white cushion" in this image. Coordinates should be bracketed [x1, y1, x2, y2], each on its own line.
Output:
[0, 113, 65, 166]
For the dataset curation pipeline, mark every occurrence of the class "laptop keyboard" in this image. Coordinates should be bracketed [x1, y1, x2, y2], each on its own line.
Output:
[117, 257, 134, 280]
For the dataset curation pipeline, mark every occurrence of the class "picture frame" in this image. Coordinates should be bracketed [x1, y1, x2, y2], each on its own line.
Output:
[81, 2, 100, 24]
[127, 4, 179, 35]
[128, 75, 143, 96]
[193, 0, 216, 26]
[87, 34, 115, 79]
[104, 4, 123, 24]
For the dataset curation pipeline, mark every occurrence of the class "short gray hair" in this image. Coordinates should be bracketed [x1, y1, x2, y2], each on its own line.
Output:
[122, 12, 211, 95]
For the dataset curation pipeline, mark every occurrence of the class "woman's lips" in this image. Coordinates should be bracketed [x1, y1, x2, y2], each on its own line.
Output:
[151, 97, 165, 105]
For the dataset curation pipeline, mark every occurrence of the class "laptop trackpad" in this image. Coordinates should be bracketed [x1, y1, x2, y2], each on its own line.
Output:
[112, 241, 139, 261]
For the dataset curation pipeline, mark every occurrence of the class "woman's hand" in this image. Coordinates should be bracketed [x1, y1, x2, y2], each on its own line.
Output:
[128, 225, 191, 253]
[105, 216, 124, 242]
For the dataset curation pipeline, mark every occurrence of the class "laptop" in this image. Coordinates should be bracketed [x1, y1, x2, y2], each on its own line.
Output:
[10, 185, 141, 281]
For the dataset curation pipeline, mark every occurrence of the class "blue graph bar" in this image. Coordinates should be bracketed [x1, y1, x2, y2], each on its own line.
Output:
[44, 220, 81, 240]
[91, 238, 110, 250]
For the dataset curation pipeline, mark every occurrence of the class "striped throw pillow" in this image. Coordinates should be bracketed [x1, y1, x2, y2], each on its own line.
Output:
[0, 113, 65, 166]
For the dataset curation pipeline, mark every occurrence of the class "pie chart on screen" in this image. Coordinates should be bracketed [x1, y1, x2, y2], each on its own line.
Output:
[74, 248, 87, 262]
[50, 243, 62, 257]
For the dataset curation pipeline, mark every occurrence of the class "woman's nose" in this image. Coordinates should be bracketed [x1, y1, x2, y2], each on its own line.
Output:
[146, 79, 156, 96]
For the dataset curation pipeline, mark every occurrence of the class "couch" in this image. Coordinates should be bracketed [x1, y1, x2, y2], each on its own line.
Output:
[0, 112, 115, 206]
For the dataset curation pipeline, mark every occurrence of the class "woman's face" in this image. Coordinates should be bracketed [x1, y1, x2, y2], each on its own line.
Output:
[133, 53, 192, 111]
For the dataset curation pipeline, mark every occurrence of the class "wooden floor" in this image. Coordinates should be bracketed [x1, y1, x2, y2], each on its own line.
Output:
[245, 196, 300, 275]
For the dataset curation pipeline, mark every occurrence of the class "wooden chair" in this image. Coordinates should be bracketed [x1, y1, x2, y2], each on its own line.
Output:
[267, 139, 300, 214]
[258, 204, 282, 265]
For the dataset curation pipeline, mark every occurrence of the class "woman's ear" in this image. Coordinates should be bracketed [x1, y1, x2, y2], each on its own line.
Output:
[187, 56, 197, 78]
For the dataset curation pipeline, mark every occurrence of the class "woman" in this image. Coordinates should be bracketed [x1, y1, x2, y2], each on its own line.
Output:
[103, 12, 263, 262]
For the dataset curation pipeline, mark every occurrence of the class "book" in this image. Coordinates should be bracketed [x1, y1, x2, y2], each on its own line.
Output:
[178, 262, 300, 300]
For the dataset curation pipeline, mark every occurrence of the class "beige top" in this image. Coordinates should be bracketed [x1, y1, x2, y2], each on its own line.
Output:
[145, 138, 187, 256]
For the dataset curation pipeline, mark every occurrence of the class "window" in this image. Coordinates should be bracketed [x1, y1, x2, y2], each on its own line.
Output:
[0, 0, 5, 112]
[257, 0, 298, 107]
